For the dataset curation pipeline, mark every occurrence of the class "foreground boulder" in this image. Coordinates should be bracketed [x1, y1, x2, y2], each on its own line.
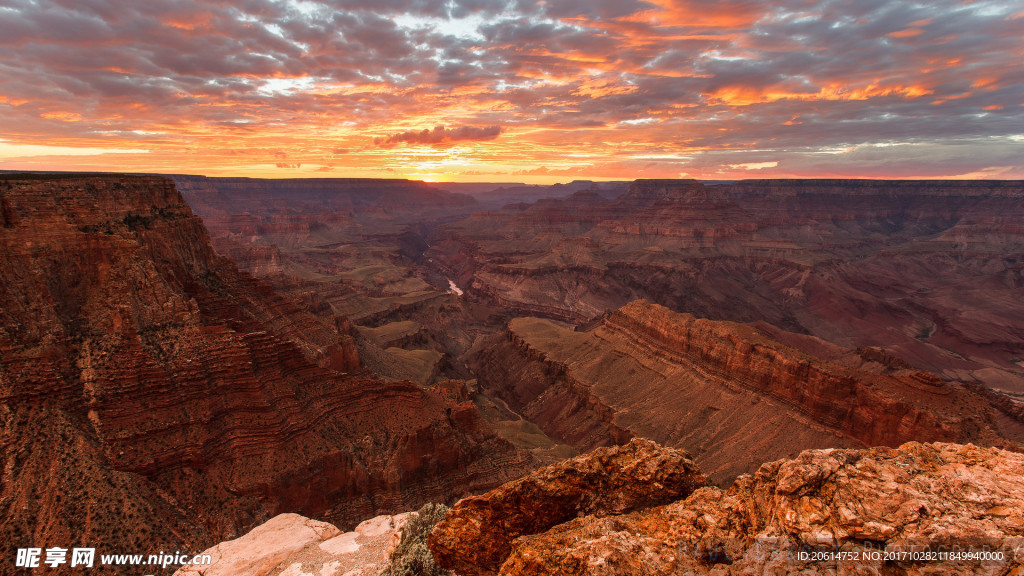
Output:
[175, 512, 411, 576]
[428, 438, 706, 575]
[485, 442, 1024, 575]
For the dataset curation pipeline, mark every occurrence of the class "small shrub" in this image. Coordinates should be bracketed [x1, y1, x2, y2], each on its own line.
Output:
[381, 503, 452, 576]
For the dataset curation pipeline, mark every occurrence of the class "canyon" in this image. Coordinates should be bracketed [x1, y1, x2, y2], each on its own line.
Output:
[178, 176, 1024, 400]
[429, 179, 1024, 396]
[170, 176, 629, 387]
[3, 173, 1024, 574]
[172, 175, 491, 385]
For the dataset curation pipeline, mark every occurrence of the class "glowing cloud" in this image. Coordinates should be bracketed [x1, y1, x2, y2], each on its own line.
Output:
[729, 161, 779, 170]
[0, 0, 1021, 181]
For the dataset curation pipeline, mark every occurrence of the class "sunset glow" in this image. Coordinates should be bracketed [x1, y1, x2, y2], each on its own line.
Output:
[1, 0, 1022, 182]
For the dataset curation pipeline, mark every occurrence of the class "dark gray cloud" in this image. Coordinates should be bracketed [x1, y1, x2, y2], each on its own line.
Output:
[376, 125, 503, 146]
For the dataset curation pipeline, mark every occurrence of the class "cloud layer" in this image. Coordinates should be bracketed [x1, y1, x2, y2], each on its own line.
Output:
[0, 0, 1021, 181]
[377, 125, 503, 146]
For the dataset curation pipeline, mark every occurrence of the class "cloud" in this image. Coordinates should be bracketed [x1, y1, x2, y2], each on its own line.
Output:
[376, 125, 503, 147]
[515, 166, 551, 175]
[0, 0, 1020, 179]
[729, 161, 778, 170]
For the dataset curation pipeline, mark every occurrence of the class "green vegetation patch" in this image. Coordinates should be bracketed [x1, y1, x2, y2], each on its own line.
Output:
[381, 503, 451, 576]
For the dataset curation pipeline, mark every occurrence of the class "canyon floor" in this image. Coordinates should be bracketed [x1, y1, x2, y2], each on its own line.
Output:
[2, 174, 1023, 574]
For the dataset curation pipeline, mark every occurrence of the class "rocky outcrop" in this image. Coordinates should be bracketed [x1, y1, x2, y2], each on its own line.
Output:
[174, 512, 411, 576]
[431, 178, 1024, 390]
[0, 174, 534, 568]
[472, 300, 1023, 482]
[428, 439, 706, 576]
[489, 441, 1024, 575]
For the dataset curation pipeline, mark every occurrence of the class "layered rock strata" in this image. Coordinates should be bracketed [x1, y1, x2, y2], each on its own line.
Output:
[0, 174, 534, 568]
[472, 300, 1024, 482]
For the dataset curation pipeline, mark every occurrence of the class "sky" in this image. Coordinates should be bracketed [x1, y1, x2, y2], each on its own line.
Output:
[0, 0, 1022, 183]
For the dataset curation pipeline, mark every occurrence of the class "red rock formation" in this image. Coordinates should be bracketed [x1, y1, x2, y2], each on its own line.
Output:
[428, 438, 705, 576]
[0, 174, 534, 569]
[471, 300, 1023, 482]
[488, 441, 1024, 575]
[430, 179, 1024, 391]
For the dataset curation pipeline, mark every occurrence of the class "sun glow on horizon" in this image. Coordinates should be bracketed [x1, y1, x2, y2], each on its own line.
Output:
[1, 0, 1022, 182]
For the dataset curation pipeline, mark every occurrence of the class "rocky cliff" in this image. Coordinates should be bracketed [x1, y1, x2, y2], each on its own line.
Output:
[472, 300, 1023, 482]
[0, 174, 534, 570]
[431, 440, 1024, 576]
[429, 438, 706, 576]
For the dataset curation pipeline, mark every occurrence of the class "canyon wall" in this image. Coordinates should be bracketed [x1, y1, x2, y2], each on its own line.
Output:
[472, 300, 1023, 482]
[0, 174, 534, 569]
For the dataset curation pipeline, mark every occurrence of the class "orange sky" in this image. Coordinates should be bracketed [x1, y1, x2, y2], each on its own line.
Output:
[1, 0, 1022, 183]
